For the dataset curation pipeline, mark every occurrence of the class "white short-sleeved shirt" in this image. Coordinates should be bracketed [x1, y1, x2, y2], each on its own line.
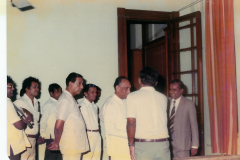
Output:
[56, 90, 89, 154]
[100, 94, 129, 157]
[7, 98, 31, 156]
[126, 86, 169, 139]
[14, 94, 40, 135]
[79, 97, 99, 130]
[40, 97, 57, 139]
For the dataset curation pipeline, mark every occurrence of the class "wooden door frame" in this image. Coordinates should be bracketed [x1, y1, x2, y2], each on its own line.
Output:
[117, 8, 204, 156]
[117, 8, 178, 77]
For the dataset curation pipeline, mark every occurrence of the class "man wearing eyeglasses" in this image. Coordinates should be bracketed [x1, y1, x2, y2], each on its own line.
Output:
[7, 76, 32, 160]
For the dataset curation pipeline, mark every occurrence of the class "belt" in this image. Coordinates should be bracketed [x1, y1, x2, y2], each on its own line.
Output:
[135, 138, 168, 142]
[87, 129, 99, 132]
[26, 134, 38, 138]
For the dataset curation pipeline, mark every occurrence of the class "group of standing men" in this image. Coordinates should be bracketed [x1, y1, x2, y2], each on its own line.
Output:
[7, 66, 199, 160]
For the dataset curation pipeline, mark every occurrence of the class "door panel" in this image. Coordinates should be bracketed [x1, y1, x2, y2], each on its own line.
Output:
[144, 37, 167, 94]
[165, 11, 203, 155]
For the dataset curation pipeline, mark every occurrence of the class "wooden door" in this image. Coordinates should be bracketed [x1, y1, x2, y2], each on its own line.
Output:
[165, 11, 204, 155]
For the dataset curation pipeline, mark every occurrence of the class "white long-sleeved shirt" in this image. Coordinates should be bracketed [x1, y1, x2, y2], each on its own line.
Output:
[79, 97, 99, 130]
[40, 97, 57, 139]
[14, 94, 40, 135]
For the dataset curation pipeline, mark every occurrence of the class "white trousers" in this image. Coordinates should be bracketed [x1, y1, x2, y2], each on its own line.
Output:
[82, 132, 101, 160]
[21, 137, 36, 160]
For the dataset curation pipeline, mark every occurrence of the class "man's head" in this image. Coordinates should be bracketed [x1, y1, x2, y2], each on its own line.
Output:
[48, 83, 62, 100]
[66, 72, 84, 96]
[7, 76, 14, 98]
[114, 76, 131, 99]
[138, 66, 158, 87]
[20, 77, 40, 98]
[83, 84, 97, 103]
[169, 79, 184, 100]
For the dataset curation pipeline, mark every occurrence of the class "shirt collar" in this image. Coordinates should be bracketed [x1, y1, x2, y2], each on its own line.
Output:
[83, 97, 94, 106]
[63, 90, 73, 97]
[50, 97, 58, 102]
[23, 93, 38, 103]
[113, 93, 123, 101]
[172, 96, 182, 103]
[140, 86, 155, 91]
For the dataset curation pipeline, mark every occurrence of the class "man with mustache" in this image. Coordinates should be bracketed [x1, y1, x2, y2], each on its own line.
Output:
[47, 72, 89, 160]
[168, 79, 199, 158]
[14, 76, 41, 160]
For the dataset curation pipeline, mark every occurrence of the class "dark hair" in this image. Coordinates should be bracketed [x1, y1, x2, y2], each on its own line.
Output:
[83, 84, 97, 93]
[113, 76, 128, 90]
[20, 77, 40, 97]
[48, 83, 61, 94]
[139, 66, 158, 87]
[170, 79, 184, 89]
[96, 86, 101, 91]
[66, 72, 83, 86]
[7, 76, 14, 84]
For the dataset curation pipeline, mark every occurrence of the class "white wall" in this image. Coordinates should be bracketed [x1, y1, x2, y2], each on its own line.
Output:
[7, 0, 240, 159]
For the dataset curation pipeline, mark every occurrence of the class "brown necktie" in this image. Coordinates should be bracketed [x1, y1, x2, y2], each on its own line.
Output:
[169, 100, 176, 135]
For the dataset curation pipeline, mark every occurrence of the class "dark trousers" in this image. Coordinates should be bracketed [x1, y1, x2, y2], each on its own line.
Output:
[8, 146, 20, 160]
[45, 139, 62, 160]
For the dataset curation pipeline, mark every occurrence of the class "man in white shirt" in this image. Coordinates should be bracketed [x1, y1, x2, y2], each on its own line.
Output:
[37, 83, 62, 160]
[126, 66, 170, 160]
[47, 72, 89, 160]
[168, 79, 199, 158]
[79, 84, 101, 160]
[100, 76, 131, 160]
[7, 76, 32, 160]
[14, 76, 41, 160]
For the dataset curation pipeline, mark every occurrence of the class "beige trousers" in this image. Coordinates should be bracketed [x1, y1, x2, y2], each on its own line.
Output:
[82, 132, 101, 160]
[21, 137, 36, 160]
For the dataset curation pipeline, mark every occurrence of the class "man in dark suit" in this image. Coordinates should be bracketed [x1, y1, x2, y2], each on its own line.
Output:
[168, 79, 199, 158]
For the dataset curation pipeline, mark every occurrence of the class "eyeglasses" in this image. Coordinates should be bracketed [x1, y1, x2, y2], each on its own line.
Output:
[7, 85, 14, 89]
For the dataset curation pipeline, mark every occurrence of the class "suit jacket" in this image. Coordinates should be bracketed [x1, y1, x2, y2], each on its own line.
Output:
[167, 96, 199, 150]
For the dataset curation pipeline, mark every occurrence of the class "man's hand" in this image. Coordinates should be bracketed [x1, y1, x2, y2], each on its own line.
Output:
[22, 114, 33, 124]
[46, 140, 59, 150]
[191, 148, 198, 156]
[21, 108, 33, 123]
[37, 136, 45, 144]
[129, 146, 136, 160]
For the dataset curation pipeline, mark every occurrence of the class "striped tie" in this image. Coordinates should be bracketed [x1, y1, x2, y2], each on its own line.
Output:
[169, 100, 176, 135]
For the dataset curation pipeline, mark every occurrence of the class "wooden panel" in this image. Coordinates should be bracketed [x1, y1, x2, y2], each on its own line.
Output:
[129, 49, 142, 91]
[144, 37, 167, 94]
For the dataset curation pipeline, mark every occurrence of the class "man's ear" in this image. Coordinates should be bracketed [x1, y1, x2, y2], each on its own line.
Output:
[180, 88, 184, 94]
[116, 85, 120, 92]
[138, 77, 141, 85]
[50, 92, 54, 97]
[84, 92, 88, 97]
